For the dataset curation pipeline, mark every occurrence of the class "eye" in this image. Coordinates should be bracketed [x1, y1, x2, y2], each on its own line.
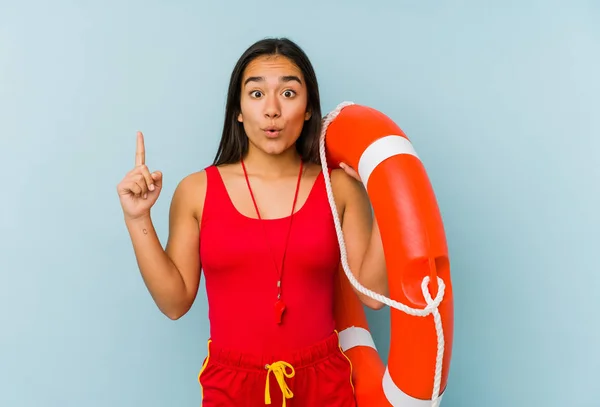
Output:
[283, 90, 296, 98]
[250, 90, 263, 98]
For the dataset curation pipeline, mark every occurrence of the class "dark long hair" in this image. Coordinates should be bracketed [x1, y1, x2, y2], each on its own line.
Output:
[212, 38, 322, 166]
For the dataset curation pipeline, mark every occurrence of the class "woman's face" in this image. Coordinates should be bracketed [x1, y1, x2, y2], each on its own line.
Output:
[238, 54, 312, 157]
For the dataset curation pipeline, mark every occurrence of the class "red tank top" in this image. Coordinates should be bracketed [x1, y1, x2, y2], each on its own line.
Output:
[199, 165, 341, 354]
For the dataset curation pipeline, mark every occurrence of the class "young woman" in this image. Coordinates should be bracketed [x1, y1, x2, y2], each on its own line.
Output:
[117, 37, 389, 407]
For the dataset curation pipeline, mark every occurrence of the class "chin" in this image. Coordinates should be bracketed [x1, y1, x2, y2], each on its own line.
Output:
[255, 138, 295, 156]
[262, 145, 290, 156]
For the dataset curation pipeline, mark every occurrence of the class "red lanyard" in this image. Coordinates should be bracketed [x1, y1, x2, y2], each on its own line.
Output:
[241, 159, 304, 324]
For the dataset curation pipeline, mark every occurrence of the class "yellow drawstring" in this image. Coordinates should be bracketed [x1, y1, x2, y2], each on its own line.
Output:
[264, 361, 295, 407]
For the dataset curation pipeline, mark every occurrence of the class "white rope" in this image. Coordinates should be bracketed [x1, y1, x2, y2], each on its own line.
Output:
[319, 101, 445, 406]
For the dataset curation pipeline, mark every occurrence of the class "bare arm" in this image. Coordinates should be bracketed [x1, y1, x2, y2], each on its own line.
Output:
[125, 172, 204, 319]
[117, 132, 205, 319]
[334, 167, 388, 310]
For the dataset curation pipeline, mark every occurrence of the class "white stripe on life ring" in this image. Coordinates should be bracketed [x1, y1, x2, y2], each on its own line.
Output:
[338, 326, 377, 352]
[383, 367, 444, 407]
[358, 135, 420, 186]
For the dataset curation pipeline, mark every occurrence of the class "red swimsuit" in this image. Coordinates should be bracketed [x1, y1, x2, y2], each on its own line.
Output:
[197, 165, 356, 407]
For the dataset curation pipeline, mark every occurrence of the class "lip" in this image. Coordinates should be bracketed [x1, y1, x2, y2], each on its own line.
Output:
[262, 127, 282, 138]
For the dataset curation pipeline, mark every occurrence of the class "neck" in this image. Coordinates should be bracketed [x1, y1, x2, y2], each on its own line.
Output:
[242, 144, 303, 178]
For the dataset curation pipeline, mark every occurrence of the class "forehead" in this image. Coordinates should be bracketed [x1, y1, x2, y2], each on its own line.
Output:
[242, 55, 304, 83]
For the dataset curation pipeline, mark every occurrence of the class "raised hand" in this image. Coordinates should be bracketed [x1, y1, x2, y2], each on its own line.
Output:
[117, 131, 163, 221]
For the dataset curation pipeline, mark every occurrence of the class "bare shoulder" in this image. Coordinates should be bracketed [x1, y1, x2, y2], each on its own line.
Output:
[170, 169, 209, 221]
[330, 167, 351, 189]
[330, 167, 367, 205]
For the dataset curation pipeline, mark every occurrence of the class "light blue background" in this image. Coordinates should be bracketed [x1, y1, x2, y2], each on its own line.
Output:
[1, 1, 598, 406]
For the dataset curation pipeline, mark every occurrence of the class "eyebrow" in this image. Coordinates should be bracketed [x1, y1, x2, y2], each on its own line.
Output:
[243, 75, 303, 87]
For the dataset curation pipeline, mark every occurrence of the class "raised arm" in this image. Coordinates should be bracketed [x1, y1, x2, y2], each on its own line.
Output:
[117, 131, 204, 319]
[334, 165, 389, 310]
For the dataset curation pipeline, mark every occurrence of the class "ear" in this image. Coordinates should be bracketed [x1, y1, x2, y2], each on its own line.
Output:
[237, 112, 243, 122]
[304, 110, 311, 121]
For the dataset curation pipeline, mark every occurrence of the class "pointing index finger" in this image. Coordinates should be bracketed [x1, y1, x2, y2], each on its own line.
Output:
[135, 131, 145, 166]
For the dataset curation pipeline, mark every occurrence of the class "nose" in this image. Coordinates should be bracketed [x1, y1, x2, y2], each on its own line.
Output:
[264, 95, 281, 119]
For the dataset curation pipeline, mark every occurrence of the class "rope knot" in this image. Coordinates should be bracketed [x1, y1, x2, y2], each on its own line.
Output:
[265, 361, 295, 407]
[421, 276, 446, 314]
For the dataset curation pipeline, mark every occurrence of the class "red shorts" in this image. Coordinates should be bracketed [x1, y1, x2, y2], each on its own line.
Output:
[198, 331, 357, 407]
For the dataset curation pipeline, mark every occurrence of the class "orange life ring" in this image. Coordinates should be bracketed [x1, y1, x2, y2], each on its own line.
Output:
[320, 102, 454, 407]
